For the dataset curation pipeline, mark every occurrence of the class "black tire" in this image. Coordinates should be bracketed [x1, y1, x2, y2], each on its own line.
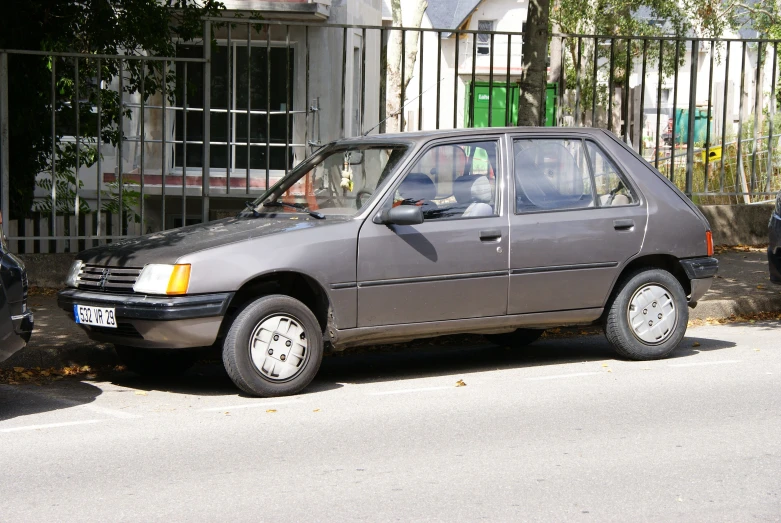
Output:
[222, 294, 323, 397]
[484, 328, 545, 347]
[115, 345, 197, 376]
[604, 268, 688, 360]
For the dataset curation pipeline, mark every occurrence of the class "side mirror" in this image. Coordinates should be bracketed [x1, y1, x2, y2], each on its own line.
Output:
[374, 205, 424, 226]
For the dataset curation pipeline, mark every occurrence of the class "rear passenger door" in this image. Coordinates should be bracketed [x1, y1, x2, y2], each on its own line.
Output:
[508, 137, 647, 314]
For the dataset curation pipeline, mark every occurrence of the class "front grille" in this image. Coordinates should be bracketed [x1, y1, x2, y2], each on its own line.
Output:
[78, 265, 143, 294]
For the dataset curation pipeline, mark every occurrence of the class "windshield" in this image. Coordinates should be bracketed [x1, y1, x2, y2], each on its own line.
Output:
[246, 144, 410, 217]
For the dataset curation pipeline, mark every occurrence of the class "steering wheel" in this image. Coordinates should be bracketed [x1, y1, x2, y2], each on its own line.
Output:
[356, 188, 374, 209]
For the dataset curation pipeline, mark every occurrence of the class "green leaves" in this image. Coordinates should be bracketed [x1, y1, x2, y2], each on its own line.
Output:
[0, 0, 225, 219]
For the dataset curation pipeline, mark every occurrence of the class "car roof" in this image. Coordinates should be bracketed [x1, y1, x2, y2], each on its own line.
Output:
[333, 127, 611, 146]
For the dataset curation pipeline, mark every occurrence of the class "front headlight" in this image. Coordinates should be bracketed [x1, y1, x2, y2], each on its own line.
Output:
[133, 264, 191, 295]
[65, 260, 84, 288]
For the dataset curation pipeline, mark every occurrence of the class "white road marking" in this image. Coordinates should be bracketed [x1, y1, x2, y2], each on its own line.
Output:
[668, 360, 743, 368]
[0, 420, 102, 433]
[526, 372, 600, 381]
[368, 386, 454, 396]
[79, 404, 142, 419]
[200, 399, 304, 412]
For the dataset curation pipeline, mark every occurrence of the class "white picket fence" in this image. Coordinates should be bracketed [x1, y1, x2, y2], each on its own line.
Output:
[6, 212, 143, 254]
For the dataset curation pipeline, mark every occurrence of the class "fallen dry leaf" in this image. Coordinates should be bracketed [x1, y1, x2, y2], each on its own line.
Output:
[692, 342, 701, 347]
[313, 409, 321, 412]
[455, 379, 466, 387]
[266, 409, 277, 413]
[134, 391, 148, 396]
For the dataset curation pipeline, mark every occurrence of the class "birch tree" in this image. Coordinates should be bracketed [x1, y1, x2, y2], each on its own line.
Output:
[385, 0, 428, 132]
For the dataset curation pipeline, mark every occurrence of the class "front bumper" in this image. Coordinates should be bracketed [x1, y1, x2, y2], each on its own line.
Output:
[680, 257, 719, 305]
[769, 213, 781, 284]
[57, 288, 233, 349]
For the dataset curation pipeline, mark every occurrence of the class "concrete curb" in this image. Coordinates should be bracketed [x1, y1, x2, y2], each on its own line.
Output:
[690, 295, 781, 321]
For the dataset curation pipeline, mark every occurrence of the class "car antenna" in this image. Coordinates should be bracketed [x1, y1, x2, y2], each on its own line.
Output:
[362, 77, 444, 137]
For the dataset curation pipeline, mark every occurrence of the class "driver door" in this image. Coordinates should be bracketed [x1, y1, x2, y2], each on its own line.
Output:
[356, 138, 510, 327]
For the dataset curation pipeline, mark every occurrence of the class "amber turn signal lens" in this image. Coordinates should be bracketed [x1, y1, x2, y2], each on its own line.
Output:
[166, 264, 191, 295]
[706, 231, 714, 257]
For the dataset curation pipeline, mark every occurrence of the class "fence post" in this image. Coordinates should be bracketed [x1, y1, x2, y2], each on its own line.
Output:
[202, 20, 211, 224]
[686, 39, 699, 196]
[0, 51, 9, 239]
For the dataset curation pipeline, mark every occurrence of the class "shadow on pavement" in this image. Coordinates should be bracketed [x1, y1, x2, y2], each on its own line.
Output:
[45, 332, 737, 397]
[0, 381, 102, 422]
[107, 363, 344, 397]
[312, 333, 738, 387]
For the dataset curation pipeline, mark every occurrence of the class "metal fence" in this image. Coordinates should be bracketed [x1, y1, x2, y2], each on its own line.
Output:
[553, 35, 781, 205]
[1, 18, 781, 253]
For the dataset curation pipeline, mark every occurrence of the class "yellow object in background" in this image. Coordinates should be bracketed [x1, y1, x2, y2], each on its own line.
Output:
[700, 146, 722, 162]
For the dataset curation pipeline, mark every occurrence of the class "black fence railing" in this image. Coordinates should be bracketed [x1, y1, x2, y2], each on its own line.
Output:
[554, 34, 781, 205]
[1, 19, 780, 252]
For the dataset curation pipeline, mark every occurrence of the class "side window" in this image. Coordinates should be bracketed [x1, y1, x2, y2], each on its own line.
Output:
[586, 142, 637, 207]
[514, 139, 593, 212]
[390, 141, 499, 221]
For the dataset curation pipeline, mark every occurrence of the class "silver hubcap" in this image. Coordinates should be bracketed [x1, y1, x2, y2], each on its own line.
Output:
[627, 284, 677, 345]
[249, 315, 308, 381]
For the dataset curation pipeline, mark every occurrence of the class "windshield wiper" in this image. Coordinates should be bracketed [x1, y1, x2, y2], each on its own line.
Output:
[242, 201, 261, 216]
[263, 200, 326, 219]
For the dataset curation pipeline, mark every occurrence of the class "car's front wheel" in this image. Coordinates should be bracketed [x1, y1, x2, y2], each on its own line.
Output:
[604, 268, 688, 360]
[222, 295, 323, 397]
[114, 345, 198, 376]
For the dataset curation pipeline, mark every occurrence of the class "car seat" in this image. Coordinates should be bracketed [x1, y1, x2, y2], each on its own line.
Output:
[452, 175, 494, 217]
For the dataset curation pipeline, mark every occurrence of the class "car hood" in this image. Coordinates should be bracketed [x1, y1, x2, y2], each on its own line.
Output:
[77, 214, 350, 267]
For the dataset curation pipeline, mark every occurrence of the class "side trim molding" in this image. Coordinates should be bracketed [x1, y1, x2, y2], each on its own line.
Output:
[510, 262, 618, 275]
[358, 270, 507, 288]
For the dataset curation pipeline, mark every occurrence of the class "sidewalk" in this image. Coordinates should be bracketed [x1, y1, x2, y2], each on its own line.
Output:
[4, 248, 779, 370]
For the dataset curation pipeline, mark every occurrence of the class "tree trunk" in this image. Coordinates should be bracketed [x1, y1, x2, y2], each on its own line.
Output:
[518, 0, 551, 126]
[385, 0, 428, 133]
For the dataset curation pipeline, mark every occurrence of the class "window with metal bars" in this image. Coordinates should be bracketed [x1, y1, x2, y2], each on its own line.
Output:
[174, 43, 294, 173]
[477, 20, 494, 55]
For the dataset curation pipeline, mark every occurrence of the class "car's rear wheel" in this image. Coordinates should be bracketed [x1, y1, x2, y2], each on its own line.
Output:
[604, 268, 688, 360]
[222, 294, 323, 397]
[484, 328, 545, 348]
[114, 345, 197, 376]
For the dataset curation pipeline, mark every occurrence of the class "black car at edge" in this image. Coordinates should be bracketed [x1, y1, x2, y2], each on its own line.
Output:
[770, 192, 781, 284]
[0, 211, 33, 362]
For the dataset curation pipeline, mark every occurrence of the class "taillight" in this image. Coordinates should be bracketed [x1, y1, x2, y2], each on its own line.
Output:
[706, 230, 714, 257]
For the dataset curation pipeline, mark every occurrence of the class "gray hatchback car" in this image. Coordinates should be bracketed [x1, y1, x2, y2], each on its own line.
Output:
[58, 128, 717, 397]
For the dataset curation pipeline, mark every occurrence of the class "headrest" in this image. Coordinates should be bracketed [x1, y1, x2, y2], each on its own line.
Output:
[398, 173, 436, 202]
[453, 175, 493, 204]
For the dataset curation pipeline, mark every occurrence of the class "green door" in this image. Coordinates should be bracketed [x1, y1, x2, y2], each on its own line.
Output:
[544, 83, 557, 127]
[466, 82, 519, 127]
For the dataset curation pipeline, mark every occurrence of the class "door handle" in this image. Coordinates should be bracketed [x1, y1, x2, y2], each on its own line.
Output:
[613, 219, 635, 230]
[479, 229, 502, 241]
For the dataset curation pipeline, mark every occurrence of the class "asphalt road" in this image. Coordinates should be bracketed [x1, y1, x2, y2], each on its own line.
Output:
[1, 322, 780, 522]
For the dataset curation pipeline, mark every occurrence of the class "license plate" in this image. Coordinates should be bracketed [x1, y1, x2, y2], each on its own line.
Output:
[73, 304, 117, 328]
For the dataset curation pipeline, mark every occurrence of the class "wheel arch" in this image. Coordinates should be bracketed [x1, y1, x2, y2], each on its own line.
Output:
[220, 271, 332, 339]
[606, 254, 691, 308]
